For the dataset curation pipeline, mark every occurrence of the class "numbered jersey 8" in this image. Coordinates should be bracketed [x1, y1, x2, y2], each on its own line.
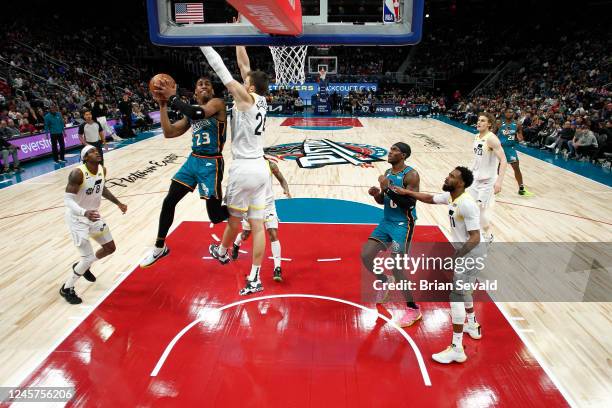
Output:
[231, 93, 268, 159]
[73, 164, 105, 216]
[189, 116, 226, 156]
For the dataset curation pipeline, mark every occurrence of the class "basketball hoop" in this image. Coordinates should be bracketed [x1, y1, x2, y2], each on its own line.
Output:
[269, 45, 308, 85]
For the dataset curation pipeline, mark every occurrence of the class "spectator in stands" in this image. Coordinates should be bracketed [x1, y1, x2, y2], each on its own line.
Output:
[569, 124, 598, 160]
[44, 105, 66, 163]
[294, 96, 304, 113]
[118, 94, 135, 138]
[6, 119, 21, 137]
[91, 94, 117, 140]
[78, 110, 105, 164]
[19, 118, 36, 134]
[0, 121, 22, 173]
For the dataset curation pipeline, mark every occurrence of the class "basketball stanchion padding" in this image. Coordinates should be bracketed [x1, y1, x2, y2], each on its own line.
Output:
[226, 0, 303, 36]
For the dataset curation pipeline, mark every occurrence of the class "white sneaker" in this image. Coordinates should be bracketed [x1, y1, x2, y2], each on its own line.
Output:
[464, 323, 482, 339]
[140, 246, 170, 268]
[432, 345, 467, 364]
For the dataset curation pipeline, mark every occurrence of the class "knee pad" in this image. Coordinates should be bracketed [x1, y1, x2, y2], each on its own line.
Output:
[450, 301, 466, 325]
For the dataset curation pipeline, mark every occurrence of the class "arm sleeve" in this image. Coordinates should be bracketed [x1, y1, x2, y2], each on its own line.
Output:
[167, 95, 205, 120]
[200, 47, 234, 85]
[461, 201, 481, 232]
[384, 188, 416, 210]
[432, 192, 451, 204]
[64, 193, 86, 216]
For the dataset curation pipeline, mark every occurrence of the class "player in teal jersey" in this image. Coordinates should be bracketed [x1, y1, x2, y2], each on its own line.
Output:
[362, 142, 422, 327]
[140, 76, 229, 268]
[497, 108, 534, 196]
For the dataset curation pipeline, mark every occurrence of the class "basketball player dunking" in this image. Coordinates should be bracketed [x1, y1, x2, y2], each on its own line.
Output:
[232, 156, 292, 282]
[201, 45, 271, 295]
[140, 76, 228, 267]
[497, 108, 534, 196]
[391, 166, 485, 364]
[61, 145, 127, 304]
[470, 112, 507, 242]
[362, 143, 422, 327]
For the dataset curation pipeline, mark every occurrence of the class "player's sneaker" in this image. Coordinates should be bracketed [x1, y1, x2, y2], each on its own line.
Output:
[60, 284, 82, 305]
[239, 278, 263, 296]
[395, 306, 422, 327]
[518, 188, 535, 197]
[374, 275, 395, 304]
[140, 246, 170, 268]
[432, 345, 467, 364]
[209, 244, 230, 265]
[273, 267, 283, 282]
[464, 322, 482, 339]
[72, 262, 96, 282]
[231, 243, 241, 260]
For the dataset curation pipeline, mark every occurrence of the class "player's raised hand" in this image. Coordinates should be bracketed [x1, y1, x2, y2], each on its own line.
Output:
[368, 186, 381, 196]
[153, 79, 177, 102]
[284, 189, 292, 198]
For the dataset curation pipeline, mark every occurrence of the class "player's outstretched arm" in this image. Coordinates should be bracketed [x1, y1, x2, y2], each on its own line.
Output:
[389, 186, 435, 204]
[102, 167, 127, 213]
[236, 46, 251, 83]
[153, 81, 223, 126]
[270, 161, 291, 197]
[487, 135, 507, 193]
[158, 100, 190, 138]
[200, 46, 254, 111]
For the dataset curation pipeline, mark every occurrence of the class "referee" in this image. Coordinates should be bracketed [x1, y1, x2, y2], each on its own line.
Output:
[78, 110, 105, 164]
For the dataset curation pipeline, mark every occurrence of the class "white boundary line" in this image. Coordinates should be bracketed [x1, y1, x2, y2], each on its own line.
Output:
[8, 220, 183, 388]
[317, 258, 342, 262]
[435, 226, 577, 407]
[149, 293, 432, 387]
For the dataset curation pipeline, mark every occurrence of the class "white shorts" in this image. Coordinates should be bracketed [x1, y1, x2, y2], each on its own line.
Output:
[65, 214, 113, 247]
[241, 201, 279, 230]
[468, 178, 496, 208]
[226, 158, 268, 219]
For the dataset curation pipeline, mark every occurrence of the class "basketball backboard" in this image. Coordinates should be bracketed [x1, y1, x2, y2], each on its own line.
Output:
[147, 0, 424, 46]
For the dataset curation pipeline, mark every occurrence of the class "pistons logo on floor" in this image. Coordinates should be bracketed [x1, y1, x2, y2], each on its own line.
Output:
[265, 139, 387, 169]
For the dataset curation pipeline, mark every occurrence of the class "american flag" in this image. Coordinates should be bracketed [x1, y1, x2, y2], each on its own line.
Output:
[174, 3, 204, 23]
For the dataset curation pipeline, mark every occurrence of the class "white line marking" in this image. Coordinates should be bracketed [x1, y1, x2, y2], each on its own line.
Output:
[9, 222, 182, 389]
[268, 256, 292, 261]
[202, 256, 213, 260]
[239, 250, 248, 254]
[211, 234, 220, 242]
[435, 225, 577, 407]
[150, 293, 432, 387]
[209, 223, 214, 228]
[317, 258, 341, 262]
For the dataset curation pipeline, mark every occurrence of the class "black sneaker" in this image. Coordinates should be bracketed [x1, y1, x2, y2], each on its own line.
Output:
[239, 278, 263, 296]
[231, 243, 241, 260]
[60, 284, 82, 304]
[209, 243, 230, 265]
[73, 262, 96, 282]
[273, 267, 283, 282]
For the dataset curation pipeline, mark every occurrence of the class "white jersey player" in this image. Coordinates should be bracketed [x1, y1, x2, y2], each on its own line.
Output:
[60, 145, 127, 304]
[385, 166, 486, 364]
[469, 112, 507, 241]
[232, 158, 292, 282]
[201, 45, 272, 296]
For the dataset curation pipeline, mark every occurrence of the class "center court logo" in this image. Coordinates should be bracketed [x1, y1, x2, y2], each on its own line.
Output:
[264, 139, 387, 169]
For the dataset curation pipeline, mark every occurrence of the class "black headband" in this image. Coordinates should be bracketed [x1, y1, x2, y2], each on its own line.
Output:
[393, 142, 411, 158]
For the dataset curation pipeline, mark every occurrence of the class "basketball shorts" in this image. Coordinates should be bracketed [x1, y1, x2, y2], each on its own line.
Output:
[241, 200, 279, 230]
[173, 155, 223, 199]
[226, 158, 268, 219]
[502, 144, 518, 163]
[65, 214, 113, 247]
[369, 219, 415, 254]
[468, 177, 495, 208]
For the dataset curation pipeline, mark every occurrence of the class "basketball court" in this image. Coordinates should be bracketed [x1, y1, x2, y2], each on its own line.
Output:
[1, 0, 611, 407]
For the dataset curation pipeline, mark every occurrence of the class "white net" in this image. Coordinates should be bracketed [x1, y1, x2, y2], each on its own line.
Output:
[269, 45, 308, 85]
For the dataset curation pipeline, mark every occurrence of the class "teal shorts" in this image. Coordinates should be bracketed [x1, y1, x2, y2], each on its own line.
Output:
[173, 154, 224, 199]
[503, 145, 518, 163]
[369, 219, 415, 254]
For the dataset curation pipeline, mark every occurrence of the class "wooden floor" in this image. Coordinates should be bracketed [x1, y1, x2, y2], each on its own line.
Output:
[0, 117, 610, 406]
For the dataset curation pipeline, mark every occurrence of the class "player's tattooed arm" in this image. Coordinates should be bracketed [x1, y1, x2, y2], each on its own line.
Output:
[65, 168, 83, 194]
[270, 161, 292, 197]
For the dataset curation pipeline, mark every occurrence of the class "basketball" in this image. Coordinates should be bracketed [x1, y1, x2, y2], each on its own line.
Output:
[149, 73, 176, 101]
